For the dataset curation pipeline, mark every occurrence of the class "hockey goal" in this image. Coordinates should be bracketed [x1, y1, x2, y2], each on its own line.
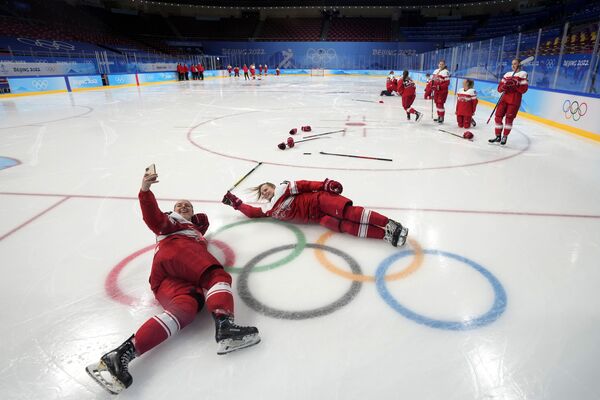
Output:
[310, 68, 325, 77]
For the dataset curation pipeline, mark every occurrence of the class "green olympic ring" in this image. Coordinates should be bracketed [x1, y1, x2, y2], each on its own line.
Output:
[206, 219, 307, 273]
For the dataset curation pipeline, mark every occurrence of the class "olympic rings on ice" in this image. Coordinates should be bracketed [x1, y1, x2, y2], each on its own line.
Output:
[375, 249, 507, 330]
[206, 219, 306, 273]
[109, 220, 507, 329]
[237, 243, 362, 320]
[314, 231, 424, 282]
[562, 99, 587, 121]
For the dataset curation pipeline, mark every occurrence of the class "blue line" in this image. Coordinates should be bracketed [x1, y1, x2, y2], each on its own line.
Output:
[375, 249, 507, 331]
[0, 157, 19, 171]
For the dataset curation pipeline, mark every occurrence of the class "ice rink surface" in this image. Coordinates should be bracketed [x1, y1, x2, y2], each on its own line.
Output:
[1, 75, 599, 400]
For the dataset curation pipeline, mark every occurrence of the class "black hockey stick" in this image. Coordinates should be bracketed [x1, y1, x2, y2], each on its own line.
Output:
[438, 129, 472, 141]
[228, 162, 263, 191]
[352, 99, 381, 104]
[319, 151, 392, 162]
[303, 129, 345, 139]
[486, 56, 534, 124]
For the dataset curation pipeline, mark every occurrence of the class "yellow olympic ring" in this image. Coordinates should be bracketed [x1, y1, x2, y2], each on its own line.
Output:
[314, 231, 423, 282]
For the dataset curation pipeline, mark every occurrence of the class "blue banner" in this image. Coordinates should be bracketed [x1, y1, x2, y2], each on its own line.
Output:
[137, 72, 177, 84]
[7, 76, 67, 94]
[68, 74, 103, 90]
[107, 74, 137, 86]
[201, 41, 435, 69]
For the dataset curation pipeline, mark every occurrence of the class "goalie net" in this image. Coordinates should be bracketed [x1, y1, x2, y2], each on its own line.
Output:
[310, 68, 325, 77]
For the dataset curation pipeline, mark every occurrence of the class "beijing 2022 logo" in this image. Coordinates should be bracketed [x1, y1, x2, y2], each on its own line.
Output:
[563, 99, 587, 121]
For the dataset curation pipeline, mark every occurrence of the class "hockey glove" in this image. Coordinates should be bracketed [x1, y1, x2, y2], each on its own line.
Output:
[191, 213, 210, 235]
[323, 178, 343, 194]
[222, 192, 243, 210]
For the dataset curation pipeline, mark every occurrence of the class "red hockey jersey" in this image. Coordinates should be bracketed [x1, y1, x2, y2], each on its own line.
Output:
[237, 180, 326, 223]
[456, 88, 478, 116]
[498, 70, 528, 106]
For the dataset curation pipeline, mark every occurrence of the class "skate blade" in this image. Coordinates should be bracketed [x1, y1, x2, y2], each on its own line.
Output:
[85, 362, 125, 395]
[398, 227, 409, 247]
[217, 334, 261, 355]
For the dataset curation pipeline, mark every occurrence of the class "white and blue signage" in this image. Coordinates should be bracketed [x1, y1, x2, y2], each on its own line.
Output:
[7, 76, 67, 94]
[107, 74, 137, 86]
[69, 74, 103, 90]
[137, 72, 177, 84]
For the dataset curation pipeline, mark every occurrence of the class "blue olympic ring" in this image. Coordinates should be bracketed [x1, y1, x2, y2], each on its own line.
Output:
[375, 249, 507, 331]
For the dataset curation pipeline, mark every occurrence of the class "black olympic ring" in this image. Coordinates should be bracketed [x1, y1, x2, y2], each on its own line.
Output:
[237, 243, 362, 320]
[562, 100, 588, 121]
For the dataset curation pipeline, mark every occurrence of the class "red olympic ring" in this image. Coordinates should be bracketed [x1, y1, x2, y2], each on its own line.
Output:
[105, 239, 235, 306]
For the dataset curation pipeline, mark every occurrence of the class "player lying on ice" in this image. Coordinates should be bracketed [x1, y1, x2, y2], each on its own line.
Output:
[222, 179, 409, 247]
[86, 169, 260, 395]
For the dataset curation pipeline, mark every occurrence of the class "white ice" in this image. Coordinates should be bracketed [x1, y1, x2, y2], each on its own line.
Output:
[1, 75, 599, 400]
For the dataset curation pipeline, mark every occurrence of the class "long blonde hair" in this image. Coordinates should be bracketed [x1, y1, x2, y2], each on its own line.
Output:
[249, 182, 275, 200]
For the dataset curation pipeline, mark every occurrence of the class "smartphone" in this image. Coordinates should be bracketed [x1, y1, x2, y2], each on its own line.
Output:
[145, 163, 156, 176]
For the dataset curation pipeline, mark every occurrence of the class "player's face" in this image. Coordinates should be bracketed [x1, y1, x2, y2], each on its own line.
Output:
[260, 184, 275, 201]
[174, 200, 194, 220]
[438, 61, 445, 69]
[463, 80, 469, 90]
[512, 59, 520, 71]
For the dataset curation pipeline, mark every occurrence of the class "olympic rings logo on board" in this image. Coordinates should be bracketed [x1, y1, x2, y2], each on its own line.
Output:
[562, 99, 587, 121]
[306, 48, 337, 64]
[31, 79, 48, 90]
[17, 38, 75, 51]
[107, 219, 507, 331]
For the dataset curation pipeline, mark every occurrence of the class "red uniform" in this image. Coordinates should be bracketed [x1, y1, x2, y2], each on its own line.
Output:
[424, 79, 433, 100]
[134, 190, 233, 355]
[264, 65, 268, 75]
[235, 180, 391, 240]
[397, 77, 417, 112]
[386, 75, 397, 93]
[234, 66, 240, 77]
[431, 68, 450, 119]
[456, 88, 478, 128]
[494, 70, 528, 137]
[250, 66, 256, 78]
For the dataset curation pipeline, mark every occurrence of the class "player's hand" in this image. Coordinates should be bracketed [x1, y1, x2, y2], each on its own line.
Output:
[141, 173, 159, 191]
[222, 192, 242, 210]
[323, 178, 343, 194]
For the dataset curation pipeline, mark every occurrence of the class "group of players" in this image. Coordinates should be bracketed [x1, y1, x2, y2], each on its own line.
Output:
[86, 169, 409, 395]
[382, 58, 529, 145]
[226, 64, 282, 80]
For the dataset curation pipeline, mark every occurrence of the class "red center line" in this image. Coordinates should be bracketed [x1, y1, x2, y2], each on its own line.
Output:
[1, 192, 599, 220]
[0, 196, 70, 241]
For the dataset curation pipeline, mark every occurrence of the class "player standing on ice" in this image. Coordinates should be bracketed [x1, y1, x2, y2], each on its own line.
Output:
[397, 70, 422, 121]
[456, 79, 478, 133]
[489, 58, 529, 145]
[431, 60, 450, 123]
[86, 169, 260, 395]
[222, 179, 409, 247]
[243, 64, 249, 80]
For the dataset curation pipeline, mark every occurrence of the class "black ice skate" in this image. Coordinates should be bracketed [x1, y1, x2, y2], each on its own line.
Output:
[86, 335, 136, 395]
[437, 116, 444, 124]
[406, 112, 411, 120]
[214, 315, 260, 355]
[384, 219, 409, 247]
[415, 111, 423, 122]
[500, 135, 508, 145]
[471, 119, 477, 127]
[488, 135, 501, 143]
